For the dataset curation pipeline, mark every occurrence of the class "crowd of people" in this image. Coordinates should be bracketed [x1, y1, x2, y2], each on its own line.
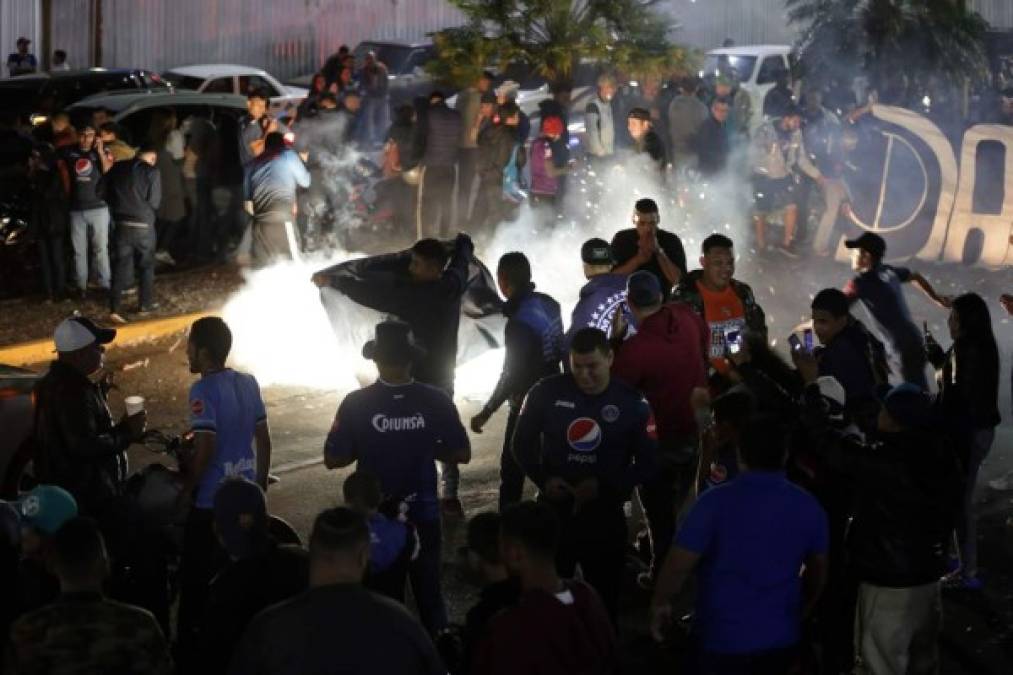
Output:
[3, 42, 1013, 675]
[2, 186, 1011, 674]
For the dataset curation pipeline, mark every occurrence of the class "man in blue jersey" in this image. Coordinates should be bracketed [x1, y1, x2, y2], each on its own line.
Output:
[177, 316, 273, 663]
[324, 320, 471, 635]
[511, 327, 657, 623]
[470, 252, 565, 512]
[563, 238, 630, 357]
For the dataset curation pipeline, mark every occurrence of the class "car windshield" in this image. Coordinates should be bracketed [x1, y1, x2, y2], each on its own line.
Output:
[703, 54, 757, 84]
[39, 73, 141, 110]
[160, 71, 202, 90]
[353, 43, 413, 74]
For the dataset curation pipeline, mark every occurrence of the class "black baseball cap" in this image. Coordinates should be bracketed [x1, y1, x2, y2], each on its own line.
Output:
[580, 238, 613, 266]
[627, 271, 662, 308]
[844, 232, 886, 259]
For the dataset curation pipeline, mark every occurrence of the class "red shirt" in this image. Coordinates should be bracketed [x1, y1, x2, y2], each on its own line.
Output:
[612, 303, 709, 440]
[473, 580, 616, 675]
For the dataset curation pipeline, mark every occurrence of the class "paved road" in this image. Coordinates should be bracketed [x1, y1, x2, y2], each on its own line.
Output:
[87, 334, 1013, 671]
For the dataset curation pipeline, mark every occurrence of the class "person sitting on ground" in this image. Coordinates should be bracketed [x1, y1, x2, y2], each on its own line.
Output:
[343, 469, 417, 603]
[8, 517, 173, 674]
[199, 478, 308, 675]
[461, 512, 521, 674]
[228, 507, 446, 675]
[611, 198, 687, 297]
[671, 233, 767, 375]
[473, 501, 617, 675]
[650, 415, 829, 673]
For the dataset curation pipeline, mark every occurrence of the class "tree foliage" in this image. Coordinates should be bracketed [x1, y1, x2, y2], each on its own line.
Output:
[787, 0, 989, 92]
[429, 0, 695, 88]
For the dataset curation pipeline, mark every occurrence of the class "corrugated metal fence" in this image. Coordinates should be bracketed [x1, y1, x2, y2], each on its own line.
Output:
[4, 0, 1012, 79]
[46, 0, 464, 79]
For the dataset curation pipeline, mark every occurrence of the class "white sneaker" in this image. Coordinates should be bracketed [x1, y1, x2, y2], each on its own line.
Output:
[155, 251, 177, 266]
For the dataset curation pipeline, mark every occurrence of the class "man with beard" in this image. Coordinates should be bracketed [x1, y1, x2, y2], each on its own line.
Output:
[312, 234, 474, 515]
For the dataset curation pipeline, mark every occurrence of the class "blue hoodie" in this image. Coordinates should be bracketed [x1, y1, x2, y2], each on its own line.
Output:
[563, 273, 630, 356]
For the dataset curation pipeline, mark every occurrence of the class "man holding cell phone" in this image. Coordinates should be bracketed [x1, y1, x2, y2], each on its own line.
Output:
[672, 234, 767, 377]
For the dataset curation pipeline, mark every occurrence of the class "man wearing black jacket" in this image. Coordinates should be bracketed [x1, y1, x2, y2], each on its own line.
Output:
[105, 146, 162, 323]
[800, 373, 962, 675]
[470, 252, 565, 512]
[418, 92, 461, 238]
[33, 317, 146, 516]
[313, 234, 474, 514]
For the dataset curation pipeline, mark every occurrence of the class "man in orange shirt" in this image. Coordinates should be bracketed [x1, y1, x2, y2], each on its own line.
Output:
[671, 234, 766, 374]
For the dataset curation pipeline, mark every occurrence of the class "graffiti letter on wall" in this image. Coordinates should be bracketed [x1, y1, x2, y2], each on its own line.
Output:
[943, 124, 1013, 267]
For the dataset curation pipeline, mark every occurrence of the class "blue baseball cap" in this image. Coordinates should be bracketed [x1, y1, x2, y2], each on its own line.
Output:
[16, 485, 78, 536]
[626, 271, 662, 308]
[878, 382, 931, 429]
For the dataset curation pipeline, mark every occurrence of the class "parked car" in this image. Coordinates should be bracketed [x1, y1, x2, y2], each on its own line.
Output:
[0, 364, 42, 498]
[0, 68, 172, 125]
[704, 45, 793, 131]
[161, 64, 308, 119]
[291, 40, 451, 109]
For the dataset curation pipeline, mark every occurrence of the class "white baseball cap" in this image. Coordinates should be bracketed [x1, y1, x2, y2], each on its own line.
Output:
[53, 316, 117, 353]
[816, 376, 847, 412]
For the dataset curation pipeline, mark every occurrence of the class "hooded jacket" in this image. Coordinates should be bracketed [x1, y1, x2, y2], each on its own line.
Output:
[749, 119, 821, 181]
[105, 157, 162, 226]
[612, 303, 709, 442]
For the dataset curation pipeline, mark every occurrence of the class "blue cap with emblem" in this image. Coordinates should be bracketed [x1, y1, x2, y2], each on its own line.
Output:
[626, 271, 662, 308]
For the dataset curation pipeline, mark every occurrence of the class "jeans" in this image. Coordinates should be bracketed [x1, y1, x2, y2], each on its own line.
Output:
[959, 427, 995, 578]
[498, 407, 524, 512]
[546, 496, 627, 626]
[811, 178, 849, 255]
[69, 207, 111, 290]
[409, 518, 448, 635]
[362, 96, 390, 146]
[251, 217, 298, 267]
[186, 176, 213, 260]
[456, 148, 479, 226]
[156, 216, 185, 256]
[110, 224, 155, 312]
[854, 581, 941, 675]
[37, 235, 66, 298]
[418, 165, 456, 238]
[640, 450, 697, 577]
[896, 333, 929, 390]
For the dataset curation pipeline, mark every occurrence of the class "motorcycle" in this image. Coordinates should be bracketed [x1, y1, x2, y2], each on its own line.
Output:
[0, 193, 39, 299]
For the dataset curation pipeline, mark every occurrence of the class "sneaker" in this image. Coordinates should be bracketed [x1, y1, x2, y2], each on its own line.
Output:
[440, 497, 465, 519]
[155, 250, 177, 266]
[777, 243, 800, 259]
[108, 312, 128, 325]
[135, 303, 161, 317]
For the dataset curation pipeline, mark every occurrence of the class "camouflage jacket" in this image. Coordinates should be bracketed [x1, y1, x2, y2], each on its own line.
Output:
[7, 593, 173, 675]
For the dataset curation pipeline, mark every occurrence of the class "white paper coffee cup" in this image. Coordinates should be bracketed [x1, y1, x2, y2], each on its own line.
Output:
[124, 396, 146, 416]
